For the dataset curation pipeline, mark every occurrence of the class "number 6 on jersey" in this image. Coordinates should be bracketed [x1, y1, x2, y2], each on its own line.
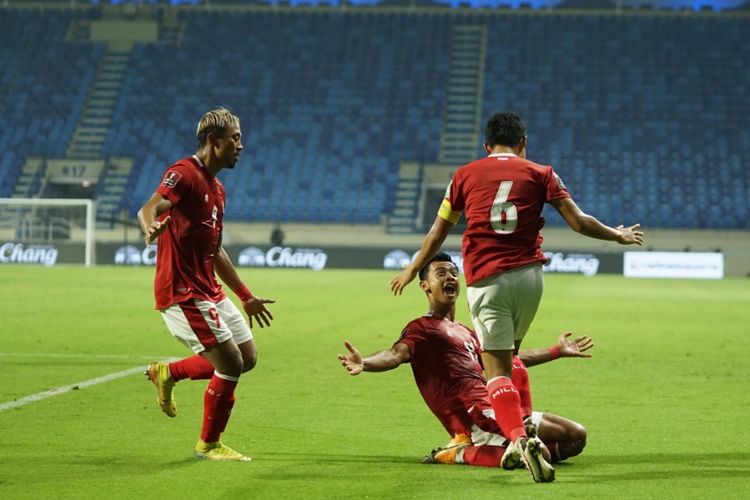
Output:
[490, 181, 517, 234]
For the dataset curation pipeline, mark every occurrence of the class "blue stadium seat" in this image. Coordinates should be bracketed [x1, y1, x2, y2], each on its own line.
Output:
[0, 9, 102, 189]
[482, 12, 749, 228]
[1, 7, 747, 229]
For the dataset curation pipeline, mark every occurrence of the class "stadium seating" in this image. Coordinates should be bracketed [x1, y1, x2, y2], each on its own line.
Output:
[1, 5, 748, 228]
[0, 8, 103, 197]
[106, 10, 452, 223]
[481, 13, 750, 228]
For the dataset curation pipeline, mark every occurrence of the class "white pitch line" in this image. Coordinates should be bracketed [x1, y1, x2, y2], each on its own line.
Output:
[0, 352, 175, 360]
[0, 365, 147, 413]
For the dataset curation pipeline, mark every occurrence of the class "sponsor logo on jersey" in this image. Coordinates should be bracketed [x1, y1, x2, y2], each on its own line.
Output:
[543, 251, 599, 276]
[0, 242, 58, 267]
[161, 171, 182, 188]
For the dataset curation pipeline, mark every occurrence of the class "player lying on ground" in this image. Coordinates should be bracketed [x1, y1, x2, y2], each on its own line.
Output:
[338, 253, 591, 479]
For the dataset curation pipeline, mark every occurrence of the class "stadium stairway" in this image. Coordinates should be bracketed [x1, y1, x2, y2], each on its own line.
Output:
[158, 8, 184, 45]
[1, 6, 740, 230]
[95, 157, 134, 229]
[388, 24, 485, 234]
[438, 24, 486, 165]
[387, 161, 422, 234]
[10, 158, 46, 199]
[66, 47, 131, 160]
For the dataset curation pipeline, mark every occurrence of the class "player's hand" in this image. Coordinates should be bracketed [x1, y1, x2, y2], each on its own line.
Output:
[558, 332, 593, 358]
[242, 297, 275, 328]
[338, 341, 364, 375]
[144, 216, 172, 246]
[615, 223, 644, 245]
[390, 268, 417, 296]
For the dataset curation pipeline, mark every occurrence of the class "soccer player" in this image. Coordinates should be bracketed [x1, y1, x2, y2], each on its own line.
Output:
[341, 253, 591, 480]
[137, 107, 275, 462]
[390, 113, 642, 481]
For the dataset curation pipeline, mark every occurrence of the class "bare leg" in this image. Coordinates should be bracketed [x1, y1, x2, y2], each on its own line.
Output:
[237, 339, 257, 373]
[538, 413, 587, 462]
[201, 339, 243, 377]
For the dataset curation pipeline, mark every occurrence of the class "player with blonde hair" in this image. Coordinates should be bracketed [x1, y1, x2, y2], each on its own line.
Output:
[138, 107, 274, 462]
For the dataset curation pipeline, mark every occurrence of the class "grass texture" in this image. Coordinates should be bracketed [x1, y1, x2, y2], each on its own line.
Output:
[0, 266, 748, 499]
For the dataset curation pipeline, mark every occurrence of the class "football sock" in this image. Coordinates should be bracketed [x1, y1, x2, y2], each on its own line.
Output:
[486, 376, 526, 442]
[511, 358, 533, 418]
[169, 355, 215, 381]
[462, 445, 504, 468]
[200, 373, 239, 443]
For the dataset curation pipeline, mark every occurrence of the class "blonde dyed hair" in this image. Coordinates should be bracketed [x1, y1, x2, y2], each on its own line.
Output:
[196, 107, 240, 146]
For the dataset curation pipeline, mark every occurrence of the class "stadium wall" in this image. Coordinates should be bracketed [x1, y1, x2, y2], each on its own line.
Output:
[83, 222, 749, 277]
[0, 220, 745, 275]
[224, 223, 749, 277]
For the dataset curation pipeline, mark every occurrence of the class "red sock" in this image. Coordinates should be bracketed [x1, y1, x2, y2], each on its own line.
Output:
[169, 355, 215, 381]
[511, 358, 533, 418]
[462, 445, 504, 467]
[200, 374, 238, 443]
[486, 376, 526, 442]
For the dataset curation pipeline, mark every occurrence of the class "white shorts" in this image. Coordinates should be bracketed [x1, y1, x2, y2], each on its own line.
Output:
[160, 297, 253, 354]
[467, 409, 544, 448]
[466, 264, 544, 351]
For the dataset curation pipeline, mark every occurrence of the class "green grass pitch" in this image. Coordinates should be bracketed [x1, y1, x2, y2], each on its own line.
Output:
[1, 266, 748, 499]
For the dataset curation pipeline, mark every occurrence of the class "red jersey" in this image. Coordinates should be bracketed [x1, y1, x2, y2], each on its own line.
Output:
[396, 315, 489, 436]
[438, 153, 570, 285]
[152, 156, 227, 309]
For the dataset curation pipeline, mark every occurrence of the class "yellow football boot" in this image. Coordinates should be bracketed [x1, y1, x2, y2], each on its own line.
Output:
[194, 440, 252, 462]
[145, 362, 176, 418]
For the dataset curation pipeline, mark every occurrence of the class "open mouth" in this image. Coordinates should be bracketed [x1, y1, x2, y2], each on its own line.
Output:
[443, 283, 457, 295]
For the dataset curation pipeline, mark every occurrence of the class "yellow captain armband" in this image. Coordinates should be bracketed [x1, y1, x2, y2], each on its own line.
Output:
[438, 199, 461, 224]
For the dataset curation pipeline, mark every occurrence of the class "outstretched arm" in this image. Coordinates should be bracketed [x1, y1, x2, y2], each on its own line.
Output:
[518, 332, 594, 367]
[390, 215, 454, 295]
[550, 197, 643, 245]
[214, 247, 275, 328]
[338, 341, 412, 376]
[137, 193, 173, 246]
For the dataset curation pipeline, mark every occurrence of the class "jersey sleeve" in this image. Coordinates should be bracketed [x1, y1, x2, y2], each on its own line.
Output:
[394, 320, 426, 358]
[156, 164, 191, 206]
[437, 173, 464, 224]
[544, 166, 571, 202]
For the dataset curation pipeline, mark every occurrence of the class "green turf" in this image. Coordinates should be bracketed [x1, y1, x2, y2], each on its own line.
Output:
[1, 266, 748, 499]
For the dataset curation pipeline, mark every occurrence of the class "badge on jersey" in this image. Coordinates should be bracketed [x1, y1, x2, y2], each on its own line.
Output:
[161, 171, 183, 189]
[554, 173, 566, 190]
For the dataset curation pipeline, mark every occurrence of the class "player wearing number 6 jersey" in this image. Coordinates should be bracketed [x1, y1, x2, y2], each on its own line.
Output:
[390, 112, 643, 482]
[137, 107, 275, 462]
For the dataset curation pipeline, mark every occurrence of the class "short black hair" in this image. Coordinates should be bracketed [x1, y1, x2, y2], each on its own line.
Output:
[485, 112, 526, 148]
[418, 252, 456, 281]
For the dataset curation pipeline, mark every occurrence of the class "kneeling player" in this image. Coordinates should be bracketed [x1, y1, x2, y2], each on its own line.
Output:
[338, 253, 591, 481]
